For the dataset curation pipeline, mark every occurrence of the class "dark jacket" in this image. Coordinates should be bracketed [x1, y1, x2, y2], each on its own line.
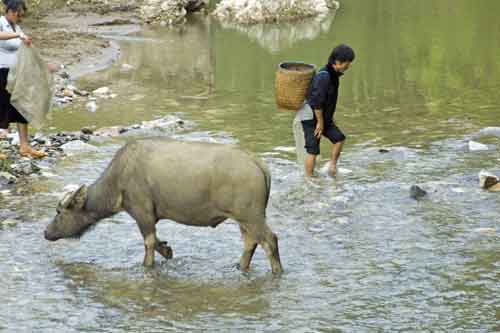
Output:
[306, 65, 343, 125]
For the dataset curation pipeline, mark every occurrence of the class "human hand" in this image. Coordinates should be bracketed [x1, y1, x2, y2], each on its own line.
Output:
[20, 35, 32, 46]
[314, 122, 324, 139]
[47, 63, 59, 73]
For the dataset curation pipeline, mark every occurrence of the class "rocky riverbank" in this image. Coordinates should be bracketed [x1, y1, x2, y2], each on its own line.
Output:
[0, 115, 190, 189]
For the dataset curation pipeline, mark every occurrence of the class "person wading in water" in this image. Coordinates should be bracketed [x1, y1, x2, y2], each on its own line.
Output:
[298, 44, 355, 177]
[0, 0, 55, 160]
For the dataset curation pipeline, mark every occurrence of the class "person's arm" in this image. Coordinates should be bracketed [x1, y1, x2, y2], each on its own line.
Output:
[308, 72, 330, 138]
[314, 109, 324, 138]
[0, 31, 21, 41]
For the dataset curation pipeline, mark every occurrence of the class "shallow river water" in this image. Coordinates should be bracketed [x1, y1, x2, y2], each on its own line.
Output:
[1, 0, 499, 331]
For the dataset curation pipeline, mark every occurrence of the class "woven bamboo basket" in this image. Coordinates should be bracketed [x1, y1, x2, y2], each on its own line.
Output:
[275, 62, 316, 111]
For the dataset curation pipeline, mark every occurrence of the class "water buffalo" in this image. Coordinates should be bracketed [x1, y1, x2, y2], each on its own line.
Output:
[44, 138, 283, 274]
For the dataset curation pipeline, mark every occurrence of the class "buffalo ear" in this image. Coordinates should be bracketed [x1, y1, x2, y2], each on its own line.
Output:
[59, 192, 73, 209]
[68, 185, 88, 210]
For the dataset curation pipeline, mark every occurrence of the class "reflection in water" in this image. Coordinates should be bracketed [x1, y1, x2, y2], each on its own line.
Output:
[218, 11, 337, 53]
[59, 262, 272, 321]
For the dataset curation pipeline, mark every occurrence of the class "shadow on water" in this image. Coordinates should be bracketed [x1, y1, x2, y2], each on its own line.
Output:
[57, 262, 277, 322]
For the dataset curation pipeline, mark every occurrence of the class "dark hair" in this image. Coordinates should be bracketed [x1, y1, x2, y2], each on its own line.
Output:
[328, 44, 355, 65]
[4, 0, 27, 13]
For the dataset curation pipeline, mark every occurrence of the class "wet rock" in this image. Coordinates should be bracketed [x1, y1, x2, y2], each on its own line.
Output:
[410, 185, 427, 200]
[6, 133, 19, 145]
[81, 127, 94, 135]
[478, 127, 500, 138]
[74, 89, 90, 97]
[63, 88, 75, 97]
[10, 160, 40, 176]
[1, 218, 20, 227]
[120, 63, 135, 72]
[0, 171, 17, 185]
[140, 0, 206, 25]
[140, 116, 186, 131]
[478, 170, 499, 189]
[60, 140, 99, 153]
[468, 140, 488, 151]
[79, 134, 91, 142]
[93, 87, 110, 96]
[94, 126, 124, 138]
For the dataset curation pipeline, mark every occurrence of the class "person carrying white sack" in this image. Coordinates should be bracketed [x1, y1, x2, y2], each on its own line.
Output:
[0, 0, 57, 160]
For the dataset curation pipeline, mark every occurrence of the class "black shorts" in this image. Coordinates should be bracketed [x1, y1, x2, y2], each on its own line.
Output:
[0, 68, 28, 129]
[301, 120, 346, 155]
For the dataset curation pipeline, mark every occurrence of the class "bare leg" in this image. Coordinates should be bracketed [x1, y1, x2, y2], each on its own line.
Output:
[304, 154, 317, 177]
[238, 226, 258, 272]
[329, 141, 344, 177]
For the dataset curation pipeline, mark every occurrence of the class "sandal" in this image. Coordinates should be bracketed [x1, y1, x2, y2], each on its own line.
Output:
[19, 147, 47, 159]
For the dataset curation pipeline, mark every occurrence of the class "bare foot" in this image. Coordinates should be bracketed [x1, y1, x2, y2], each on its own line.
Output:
[19, 146, 47, 159]
[328, 164, 337, 177]
[0, 153, 7, 160]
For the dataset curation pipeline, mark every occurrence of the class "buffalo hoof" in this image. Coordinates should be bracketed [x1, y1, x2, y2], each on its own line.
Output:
[156, 241, 173, 260]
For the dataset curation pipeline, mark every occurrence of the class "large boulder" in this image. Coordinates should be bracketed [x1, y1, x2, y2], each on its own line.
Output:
[214, 0, 340, 24]
[140, 0, 207, 25]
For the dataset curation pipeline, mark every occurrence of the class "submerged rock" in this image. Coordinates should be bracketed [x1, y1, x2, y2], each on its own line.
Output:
[60, 140, 99, 154]
[410, 185, 427, 200]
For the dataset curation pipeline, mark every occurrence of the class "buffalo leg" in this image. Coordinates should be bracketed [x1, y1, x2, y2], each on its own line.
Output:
[239, 226, 258, 272]
[261, 226, 283, 275]
[127, 204, 158, 267]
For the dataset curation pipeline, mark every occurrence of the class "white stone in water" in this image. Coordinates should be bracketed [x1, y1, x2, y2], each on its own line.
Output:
[63, 184, 80, 192]
[120, 64, 135, 72]
[478, 127, 500, 137]
[60, 140, 99, 153]
[468, 140, 488, 151]
[92, 87, 110, 95]
[86, 101, 98, 113]
[274, 146, 296, 153]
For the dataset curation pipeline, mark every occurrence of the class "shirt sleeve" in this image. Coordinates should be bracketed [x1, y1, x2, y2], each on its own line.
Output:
[0, 22, 22, 52]
[307, 71, 330, 111]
